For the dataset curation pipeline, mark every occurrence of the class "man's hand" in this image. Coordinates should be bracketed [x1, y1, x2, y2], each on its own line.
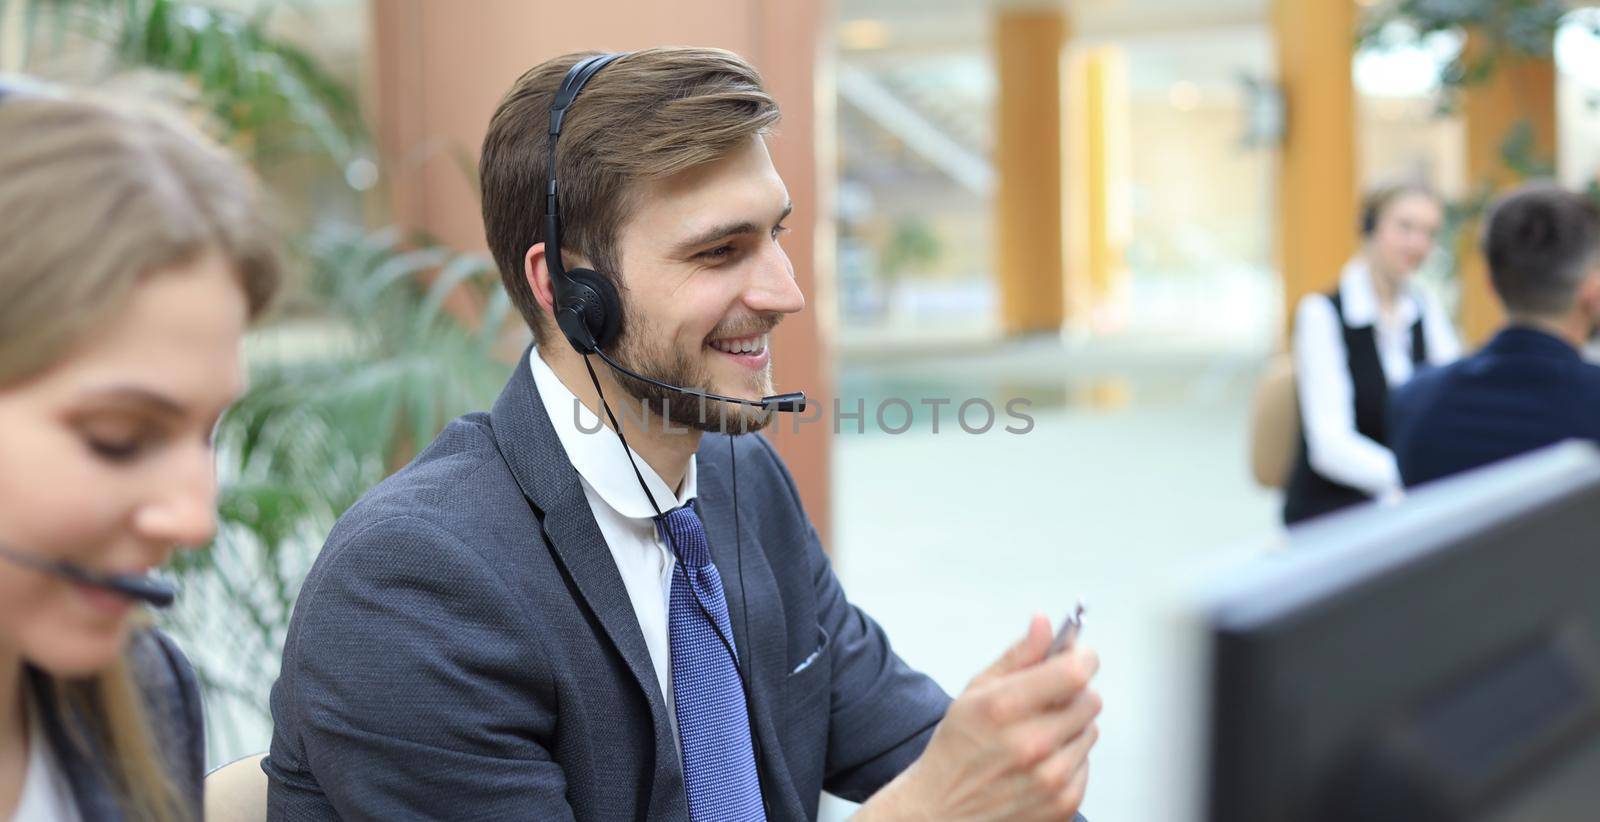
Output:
[858, 614, 1101, 821]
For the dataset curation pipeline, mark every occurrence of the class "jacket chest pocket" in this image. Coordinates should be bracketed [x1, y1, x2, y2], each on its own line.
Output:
[776, 623, 831, 803]
[783, 624, 830, 726]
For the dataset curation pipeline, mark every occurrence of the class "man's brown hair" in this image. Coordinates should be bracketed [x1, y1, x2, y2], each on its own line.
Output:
[1483, 182, 1600, 316]
[481, 47, 780, 344]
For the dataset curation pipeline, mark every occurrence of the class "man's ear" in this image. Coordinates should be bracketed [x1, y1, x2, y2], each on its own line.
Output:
[1580, 267, 1600, 318]
[525, 242, 557, 315]
[526, 244, 596, 312]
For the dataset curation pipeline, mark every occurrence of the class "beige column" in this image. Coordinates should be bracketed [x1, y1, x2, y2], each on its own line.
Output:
[1, 0, 24, 72]
[1065, 45, 1130, 331]
[1272, 0, 1359, 336]
[994, 6, 1068, 336]
[1459, 40, 1557, 346]
[368, 0, 833, 541]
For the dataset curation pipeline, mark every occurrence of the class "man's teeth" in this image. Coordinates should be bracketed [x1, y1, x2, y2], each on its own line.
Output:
[710, 334, 768, 354]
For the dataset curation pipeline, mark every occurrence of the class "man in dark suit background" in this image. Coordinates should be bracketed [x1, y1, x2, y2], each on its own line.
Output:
[264, 47, 1100, 820]
[1391, 182, 1600, 488]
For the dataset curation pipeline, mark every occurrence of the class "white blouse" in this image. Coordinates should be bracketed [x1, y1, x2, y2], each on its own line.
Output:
[12, 689, 82, 822]
[1293, 259, 1461, 498]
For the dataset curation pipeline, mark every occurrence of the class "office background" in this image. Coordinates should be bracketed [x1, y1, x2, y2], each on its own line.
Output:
[6, 0, 1600, 818]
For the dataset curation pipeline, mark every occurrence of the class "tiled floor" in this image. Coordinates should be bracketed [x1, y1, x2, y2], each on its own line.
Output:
[821, 336, 1282, 820]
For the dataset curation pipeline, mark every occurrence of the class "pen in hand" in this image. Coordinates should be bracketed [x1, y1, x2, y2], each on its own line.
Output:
[1050, 602, 1086, 658]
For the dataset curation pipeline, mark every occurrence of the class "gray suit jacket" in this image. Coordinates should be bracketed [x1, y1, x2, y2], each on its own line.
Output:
[32, 628, 205, 821]
[265, 352, 952, 820]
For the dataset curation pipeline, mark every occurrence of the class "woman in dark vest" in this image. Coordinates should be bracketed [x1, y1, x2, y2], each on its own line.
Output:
[0, 82, 280, 820]
[1283, 183, 1461, 525]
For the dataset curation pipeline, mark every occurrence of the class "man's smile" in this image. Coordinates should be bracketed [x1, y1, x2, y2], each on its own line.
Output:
[706, 332, 770, 369]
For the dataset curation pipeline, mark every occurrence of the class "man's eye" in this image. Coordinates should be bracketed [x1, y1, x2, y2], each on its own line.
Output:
[699, 245, 735, 260]
[771, 223, 789, 240]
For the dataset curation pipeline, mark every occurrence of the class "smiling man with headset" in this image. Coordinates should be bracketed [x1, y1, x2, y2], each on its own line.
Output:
[264, 47, 1100, 821]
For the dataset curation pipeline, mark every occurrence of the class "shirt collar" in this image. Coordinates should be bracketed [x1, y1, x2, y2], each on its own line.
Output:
[1490, 325, 1582, 360]
[1339, 258, 1419, 329]
[528, 348, 697, 521]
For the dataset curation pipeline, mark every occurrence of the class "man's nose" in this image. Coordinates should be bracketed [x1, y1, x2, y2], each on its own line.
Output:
[746, 245, 805, 316]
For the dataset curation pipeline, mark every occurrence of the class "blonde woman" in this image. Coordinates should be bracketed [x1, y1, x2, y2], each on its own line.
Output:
[1283, 182, 1461, 525]
[0, 81, 280, 820]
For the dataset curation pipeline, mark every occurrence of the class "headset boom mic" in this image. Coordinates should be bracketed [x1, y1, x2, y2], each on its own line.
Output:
[590, 347, 808, 414]
[0, 542, 177, 608]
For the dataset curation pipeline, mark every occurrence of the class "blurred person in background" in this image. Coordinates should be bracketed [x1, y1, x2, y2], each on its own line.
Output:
[0, 81, 280, 820]
[1283, 182, 1461, 525]
[1391, 182, 1600, 487]
[265, 48, 1100, 821]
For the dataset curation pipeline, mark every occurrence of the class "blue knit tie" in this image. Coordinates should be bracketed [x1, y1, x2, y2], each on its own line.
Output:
[657, 503, 765, 821]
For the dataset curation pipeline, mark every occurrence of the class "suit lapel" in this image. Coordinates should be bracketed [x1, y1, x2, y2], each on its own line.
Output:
[489, 349, 685, 814]
[697, 442, 809, 821]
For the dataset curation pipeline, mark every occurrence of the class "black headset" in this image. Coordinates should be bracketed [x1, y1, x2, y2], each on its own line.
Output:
[545, 52, 628, 356]
[1360, 196, 1386, 238]
[541, 52, 806, 414]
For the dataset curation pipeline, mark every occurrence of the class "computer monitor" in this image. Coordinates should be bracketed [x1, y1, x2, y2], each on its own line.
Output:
[1205, 441, 1600, 822]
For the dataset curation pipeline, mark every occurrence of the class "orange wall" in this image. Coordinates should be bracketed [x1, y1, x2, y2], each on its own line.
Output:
[369, 0, 834, 541]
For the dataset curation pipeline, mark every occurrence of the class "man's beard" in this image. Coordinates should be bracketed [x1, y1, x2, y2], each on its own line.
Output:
[604, 311, 777, 435]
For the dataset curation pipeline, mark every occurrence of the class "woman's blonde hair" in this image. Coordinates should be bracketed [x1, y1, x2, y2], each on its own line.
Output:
[49, 625, 191, 822]
[0, 83, 281, 385]
[0, 84, 283, 821]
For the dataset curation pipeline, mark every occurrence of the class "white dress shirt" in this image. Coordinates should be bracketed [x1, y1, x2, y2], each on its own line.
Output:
[12, 689, 82, 822]
[1293, 259, 1461, 497]
[528, 348, 691, 737]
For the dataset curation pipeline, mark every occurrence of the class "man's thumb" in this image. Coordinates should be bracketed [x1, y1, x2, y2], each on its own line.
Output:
[981, 612, 1053, 681]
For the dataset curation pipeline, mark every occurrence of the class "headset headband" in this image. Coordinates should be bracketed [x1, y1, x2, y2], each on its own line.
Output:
[545, 52, 628, 278]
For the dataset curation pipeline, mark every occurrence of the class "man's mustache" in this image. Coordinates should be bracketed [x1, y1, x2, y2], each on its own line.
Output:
[705, 314, 782, 341]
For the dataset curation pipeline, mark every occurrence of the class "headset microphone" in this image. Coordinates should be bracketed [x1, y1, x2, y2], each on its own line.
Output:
[760, 392, 808, 413]
[587, 346, 808, 414]
[0, 542, 177, 608]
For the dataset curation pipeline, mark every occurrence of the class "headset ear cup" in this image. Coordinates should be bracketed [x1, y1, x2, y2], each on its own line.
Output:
[555, 301, 599, 355]
[561, 267, 623, 351]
